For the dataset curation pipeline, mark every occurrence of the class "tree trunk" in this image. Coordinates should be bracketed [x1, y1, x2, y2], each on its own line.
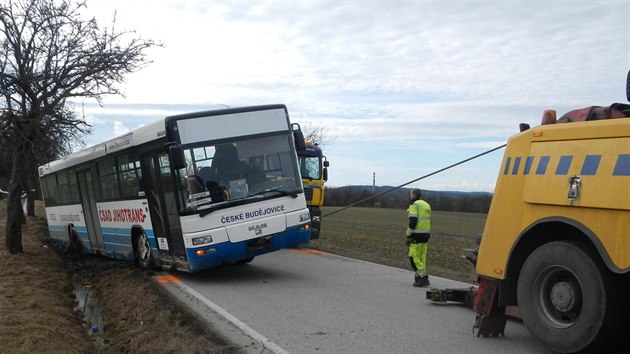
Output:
[26, 149, 37, 217]
[5, 182, 24, 253]
[5, 151, 26, 253]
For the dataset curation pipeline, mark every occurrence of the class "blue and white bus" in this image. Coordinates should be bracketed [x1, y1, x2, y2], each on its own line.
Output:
[38, 105, 312, 272]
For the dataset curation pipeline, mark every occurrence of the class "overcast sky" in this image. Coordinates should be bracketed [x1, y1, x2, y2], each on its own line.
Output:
[78, 0, 629, 192]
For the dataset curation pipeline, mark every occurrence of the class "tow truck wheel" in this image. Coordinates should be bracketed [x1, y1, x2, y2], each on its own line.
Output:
[517, 241, 621, 353]
[135, 230, 154, 269]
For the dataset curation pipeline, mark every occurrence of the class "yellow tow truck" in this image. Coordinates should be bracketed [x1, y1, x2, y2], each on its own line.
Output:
[473, 92, 629, 352]
[428, 73, 630, 353]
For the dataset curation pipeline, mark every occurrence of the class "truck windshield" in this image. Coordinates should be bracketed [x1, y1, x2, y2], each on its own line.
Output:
[176, 134, 302, 213]
[299, 156, 321, 180]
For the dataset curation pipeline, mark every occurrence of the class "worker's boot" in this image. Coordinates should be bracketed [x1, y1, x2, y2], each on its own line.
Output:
[413, 275, 430, 287]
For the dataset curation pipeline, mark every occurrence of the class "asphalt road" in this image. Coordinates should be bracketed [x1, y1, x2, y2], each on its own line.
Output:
[159, 248, 550, 354]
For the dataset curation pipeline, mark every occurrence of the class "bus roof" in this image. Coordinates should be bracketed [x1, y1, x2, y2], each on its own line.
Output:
[38, 104, 291, 177]
[39, 118, 167, 177]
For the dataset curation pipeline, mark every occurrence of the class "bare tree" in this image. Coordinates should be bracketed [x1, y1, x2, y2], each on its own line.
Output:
[302, 123, 336, 146]
[0, 0, 160, 253]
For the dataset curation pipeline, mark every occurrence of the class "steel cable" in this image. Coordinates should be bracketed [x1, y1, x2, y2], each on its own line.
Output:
[321, 143, 507, 219]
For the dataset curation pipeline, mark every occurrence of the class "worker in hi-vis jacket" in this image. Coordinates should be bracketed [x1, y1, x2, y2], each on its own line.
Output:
[405, 188, 431, 287]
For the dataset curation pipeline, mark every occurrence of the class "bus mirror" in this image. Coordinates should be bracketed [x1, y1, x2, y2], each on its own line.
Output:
[293, 124, 306, 151]
[323, 167, 328, 181]
[323, 160, 330, 168]
[169, 145, 186, 170]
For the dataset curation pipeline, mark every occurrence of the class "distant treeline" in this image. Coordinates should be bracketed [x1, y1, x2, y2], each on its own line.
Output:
[324, 186, 493, 213]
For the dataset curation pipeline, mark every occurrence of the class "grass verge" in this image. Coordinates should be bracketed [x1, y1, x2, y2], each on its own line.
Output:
[0, 201, 92, 353]
[0, 200, 241, 353]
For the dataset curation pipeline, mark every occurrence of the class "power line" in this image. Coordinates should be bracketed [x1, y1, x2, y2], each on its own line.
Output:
[322, 143, 507, 219]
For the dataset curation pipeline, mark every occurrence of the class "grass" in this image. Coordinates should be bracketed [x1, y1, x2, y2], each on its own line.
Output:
[0, 200, 92, 353]
[308, 206, 486, 282]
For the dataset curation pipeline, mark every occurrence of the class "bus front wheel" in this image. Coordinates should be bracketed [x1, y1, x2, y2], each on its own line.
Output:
[517, 241, 621, 353]
[135, 230, 154, 269]
[234, 257, 254, 265]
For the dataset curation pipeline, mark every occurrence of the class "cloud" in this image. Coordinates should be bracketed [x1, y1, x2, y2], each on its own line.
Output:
[113, 121, 130, 137]
[84, 114, 106, 126]
[87, 1, 627, 106]
[74, 0, 627, 191]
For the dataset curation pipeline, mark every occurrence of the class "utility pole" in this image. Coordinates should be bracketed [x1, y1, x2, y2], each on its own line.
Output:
[372, 172, 375, 192]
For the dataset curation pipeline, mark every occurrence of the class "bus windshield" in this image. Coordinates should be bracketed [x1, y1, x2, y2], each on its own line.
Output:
[177, 133, 302, 213]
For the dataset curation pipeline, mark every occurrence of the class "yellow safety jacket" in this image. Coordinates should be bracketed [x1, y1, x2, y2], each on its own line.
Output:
[406, 199, 431, 238]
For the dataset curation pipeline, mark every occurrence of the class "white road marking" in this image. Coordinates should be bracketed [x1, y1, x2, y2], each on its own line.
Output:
[173, 279, 291, 354]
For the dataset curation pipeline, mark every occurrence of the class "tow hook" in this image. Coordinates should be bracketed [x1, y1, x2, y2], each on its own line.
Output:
[473, 278, 508, 337]
[246, 236, 273, 252]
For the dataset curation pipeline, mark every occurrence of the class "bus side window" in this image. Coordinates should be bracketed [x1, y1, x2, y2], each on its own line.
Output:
[67, 170, 80, 203]
[57, 171, 70, 204]
[42, 174, 58, 206]
[115, 156, 142, 198]
[98, 158, 120, 201]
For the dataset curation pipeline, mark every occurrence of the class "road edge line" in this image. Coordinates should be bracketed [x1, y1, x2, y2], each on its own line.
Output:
[171, 278, 291, 354]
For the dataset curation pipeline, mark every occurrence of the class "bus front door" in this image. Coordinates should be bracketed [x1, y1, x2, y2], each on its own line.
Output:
[76, 169, 105, 253]
[142, 153, 188, 270]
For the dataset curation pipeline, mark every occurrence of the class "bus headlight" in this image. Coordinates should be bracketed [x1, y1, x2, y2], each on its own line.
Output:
[192, 235, 213, 246]
[299, 212, 311, 223]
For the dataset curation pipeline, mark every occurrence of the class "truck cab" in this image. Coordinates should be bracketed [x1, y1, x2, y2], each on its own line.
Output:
[297, 142, 329, 239]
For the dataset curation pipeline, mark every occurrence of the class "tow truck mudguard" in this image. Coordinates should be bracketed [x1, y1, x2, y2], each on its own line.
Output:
[473, 278, 507, 337]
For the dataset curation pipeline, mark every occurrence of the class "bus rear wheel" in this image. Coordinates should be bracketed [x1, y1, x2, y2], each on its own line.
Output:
[67, 226, 83, 259]
[135, 230, 154, 269]
[517, 241, 621, 353]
